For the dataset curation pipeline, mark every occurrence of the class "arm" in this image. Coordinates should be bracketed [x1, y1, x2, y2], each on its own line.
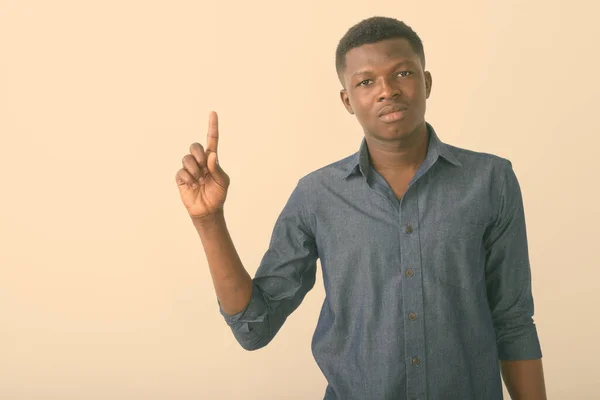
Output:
[483, 160, 546, 398]
[500, 359, 547, 400]
[192, 209, 253, 316]
[177, 111, 252, 318]
[176, 111, 318, 351]
[202, 181, 319, 351]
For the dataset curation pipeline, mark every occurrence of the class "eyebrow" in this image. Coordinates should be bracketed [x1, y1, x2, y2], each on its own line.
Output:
[351, 60, 416, 77]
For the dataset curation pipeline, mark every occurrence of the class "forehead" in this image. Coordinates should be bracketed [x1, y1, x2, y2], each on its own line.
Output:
[344, 38, 420, 73]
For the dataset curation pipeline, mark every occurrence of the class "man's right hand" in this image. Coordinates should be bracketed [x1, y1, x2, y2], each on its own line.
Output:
[176, 111, 230, 220]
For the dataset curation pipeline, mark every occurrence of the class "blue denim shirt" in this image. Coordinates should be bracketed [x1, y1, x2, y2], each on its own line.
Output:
[219, 123, 542, 400]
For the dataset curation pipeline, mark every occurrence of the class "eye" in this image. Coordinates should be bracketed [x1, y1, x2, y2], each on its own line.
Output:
[357, 79, 372, 87]
[397, 71, 412, 77]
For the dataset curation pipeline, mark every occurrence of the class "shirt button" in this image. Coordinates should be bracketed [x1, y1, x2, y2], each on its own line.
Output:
[406, 268, 414, 277]
[405, 225, 414, 234]
[409, 312, 417, 321]
[411, 356, 420, 365]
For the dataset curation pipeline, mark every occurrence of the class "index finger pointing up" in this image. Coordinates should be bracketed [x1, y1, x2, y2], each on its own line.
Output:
[206, 111, 219, 153]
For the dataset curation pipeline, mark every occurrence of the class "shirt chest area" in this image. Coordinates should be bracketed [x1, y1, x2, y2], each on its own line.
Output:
[316, 171, 493, 240]
[312, 171, 495, 289]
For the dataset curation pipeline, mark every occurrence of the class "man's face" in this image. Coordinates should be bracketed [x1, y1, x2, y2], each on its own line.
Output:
[339, 38, 432, 141]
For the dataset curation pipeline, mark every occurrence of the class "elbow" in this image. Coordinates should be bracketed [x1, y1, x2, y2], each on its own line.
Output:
[239, 338, 269, 351]
[231, 321, 275, 351]
[236, 332, 274, 351]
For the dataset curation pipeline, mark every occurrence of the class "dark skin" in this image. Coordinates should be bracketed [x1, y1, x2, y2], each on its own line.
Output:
[338, 38, 547, 399]
[339, 37, 432, 199]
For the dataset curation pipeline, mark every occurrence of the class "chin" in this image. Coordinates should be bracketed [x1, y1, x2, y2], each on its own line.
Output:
[381, 119, 417, 136]
[363, 116, 420, 140]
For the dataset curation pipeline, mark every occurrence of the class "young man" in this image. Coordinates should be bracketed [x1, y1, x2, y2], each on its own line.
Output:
[175, 16, 546, 400]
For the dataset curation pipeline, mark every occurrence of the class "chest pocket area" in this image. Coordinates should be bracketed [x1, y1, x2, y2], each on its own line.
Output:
[429, 219, 487, 290]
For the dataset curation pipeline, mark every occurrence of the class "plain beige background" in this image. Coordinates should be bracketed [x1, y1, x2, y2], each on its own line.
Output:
[1, 0, 599, 399]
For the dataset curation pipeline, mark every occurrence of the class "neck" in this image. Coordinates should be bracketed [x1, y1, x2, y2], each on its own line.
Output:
[365, 122, 430, 175]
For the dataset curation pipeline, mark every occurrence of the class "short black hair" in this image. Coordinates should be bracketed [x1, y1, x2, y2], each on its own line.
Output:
[335, 16, 425, 84]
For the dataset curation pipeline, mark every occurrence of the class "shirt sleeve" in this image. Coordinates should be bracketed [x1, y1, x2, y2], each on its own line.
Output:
[484, 159, 543, 361]
[217, 178, 319, 351]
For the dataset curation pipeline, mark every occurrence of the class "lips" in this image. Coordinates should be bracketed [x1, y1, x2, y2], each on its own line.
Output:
[378, 103, 409, 117]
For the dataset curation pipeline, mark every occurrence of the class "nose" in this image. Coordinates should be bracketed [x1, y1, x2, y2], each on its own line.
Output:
[378, 77, 401, 101]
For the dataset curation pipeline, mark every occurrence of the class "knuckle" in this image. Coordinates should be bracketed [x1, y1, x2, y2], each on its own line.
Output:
[190, 142, 203, 152]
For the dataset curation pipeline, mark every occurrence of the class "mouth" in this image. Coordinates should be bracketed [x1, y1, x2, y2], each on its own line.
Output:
[379, 108, 408, 123]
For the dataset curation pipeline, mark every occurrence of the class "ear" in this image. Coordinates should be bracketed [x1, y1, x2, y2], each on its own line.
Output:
[340, 89, 354, 115]
[424, 71, 433, 99]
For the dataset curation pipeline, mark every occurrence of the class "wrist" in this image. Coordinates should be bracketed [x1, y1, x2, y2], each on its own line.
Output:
[191, 209, 225, 228]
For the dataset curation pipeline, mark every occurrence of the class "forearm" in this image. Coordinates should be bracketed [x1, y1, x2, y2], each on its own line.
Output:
[192, 209, 253, 315]
[500, 358, 547, 400]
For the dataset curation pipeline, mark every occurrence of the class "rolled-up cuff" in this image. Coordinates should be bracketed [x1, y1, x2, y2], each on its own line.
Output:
[497, 327, 543, 360]
[218, 282, 267, 329]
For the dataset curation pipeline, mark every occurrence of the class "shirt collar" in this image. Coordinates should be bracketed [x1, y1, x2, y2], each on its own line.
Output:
[342, 122, 462, 180]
